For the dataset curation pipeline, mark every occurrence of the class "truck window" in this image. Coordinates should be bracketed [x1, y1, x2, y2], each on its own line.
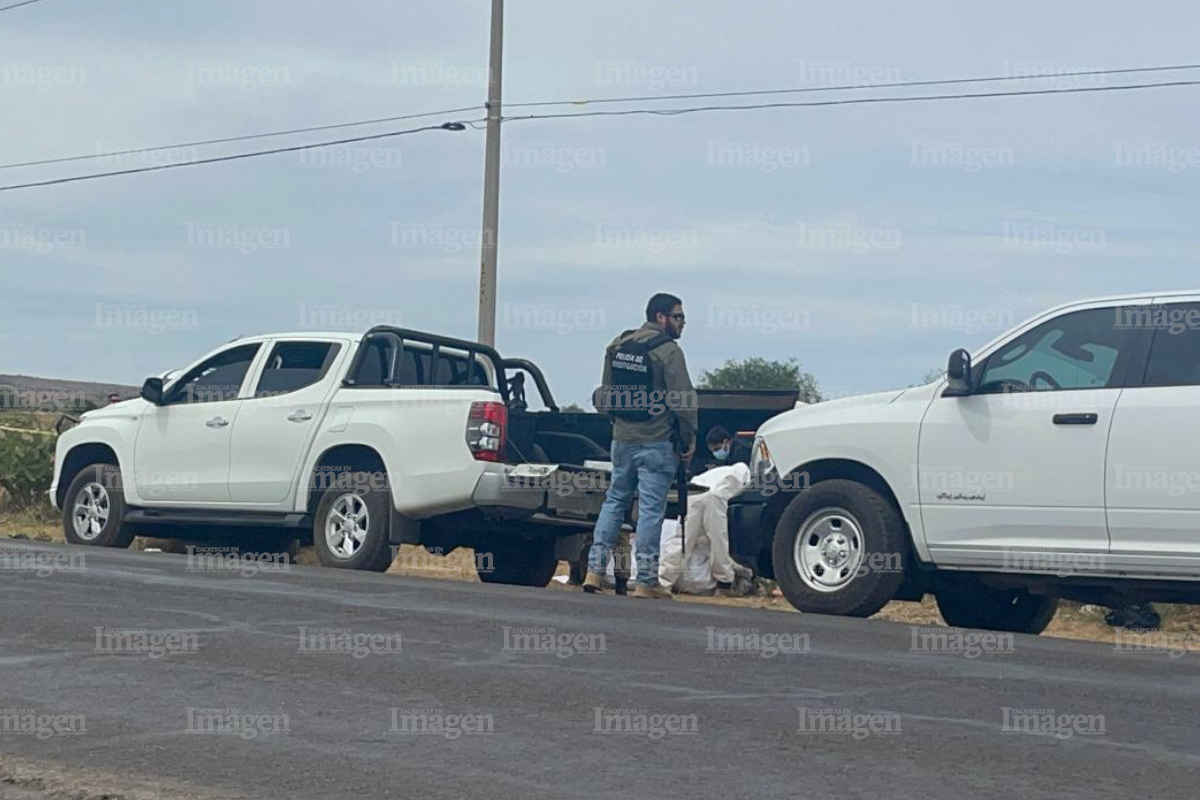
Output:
[350, 334, 491, 388]
[1143, 303, 1200, 387]
[977, 307, 1128, 393]
[255, 341, 340, 397]
[351, 336, 394, 386]
[164, 344, 261, 405]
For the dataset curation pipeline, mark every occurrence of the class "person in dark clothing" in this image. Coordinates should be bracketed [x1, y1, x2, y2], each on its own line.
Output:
[700, 425, 752, 472]
[586, 293, 697, 599]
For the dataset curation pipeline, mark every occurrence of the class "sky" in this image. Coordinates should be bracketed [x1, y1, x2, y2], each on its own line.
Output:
[2, 0, 1199, 407]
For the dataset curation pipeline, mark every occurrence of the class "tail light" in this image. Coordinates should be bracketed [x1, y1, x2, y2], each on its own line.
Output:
[466, 401, 507, 462]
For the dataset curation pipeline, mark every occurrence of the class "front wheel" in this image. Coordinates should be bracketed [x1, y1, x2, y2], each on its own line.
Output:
[935, 576, 1059, 634]
[771, 479, 908, 617]
[63, 463, 134, 548]
[313, 477, 394, 572]
[477, 538, 558, 587]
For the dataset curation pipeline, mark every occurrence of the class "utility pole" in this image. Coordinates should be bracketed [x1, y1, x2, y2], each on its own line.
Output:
[477, 0, 503, 346]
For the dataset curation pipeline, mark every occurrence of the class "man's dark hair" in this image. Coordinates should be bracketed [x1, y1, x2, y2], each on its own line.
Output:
[705, 426, 731, 447]
[646, 292, 682, 322]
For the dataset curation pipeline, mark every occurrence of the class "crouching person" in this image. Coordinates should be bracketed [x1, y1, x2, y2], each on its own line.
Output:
[586, 293, 697, 599]
[660, 462, 755, 597]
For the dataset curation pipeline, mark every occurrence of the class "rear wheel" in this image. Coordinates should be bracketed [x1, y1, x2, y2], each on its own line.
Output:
[772, 479, 907, 617]
[63, 463, 134, 548]
[935, 576, 1058, 634]
[478, 538, 558, 587]
[313, 476, 393, 572]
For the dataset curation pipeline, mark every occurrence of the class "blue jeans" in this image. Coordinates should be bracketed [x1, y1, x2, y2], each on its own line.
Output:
[588, 440, 677, 587]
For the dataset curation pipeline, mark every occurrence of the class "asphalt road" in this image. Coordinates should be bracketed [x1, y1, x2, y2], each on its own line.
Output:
[1, 540, 1198, 800]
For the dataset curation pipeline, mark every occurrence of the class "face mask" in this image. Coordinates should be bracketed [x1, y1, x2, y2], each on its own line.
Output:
[712, 447, 730, 461]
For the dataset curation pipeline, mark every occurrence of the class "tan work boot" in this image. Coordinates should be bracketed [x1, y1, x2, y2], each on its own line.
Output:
[582, 571, 605, 594]
[632, 583, 672, 600]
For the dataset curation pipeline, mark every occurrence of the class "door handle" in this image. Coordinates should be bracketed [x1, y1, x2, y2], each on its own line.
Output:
[1053, 413, 1098, 425]
[205, 416, 229, 428]
[287, 410, 313, 423]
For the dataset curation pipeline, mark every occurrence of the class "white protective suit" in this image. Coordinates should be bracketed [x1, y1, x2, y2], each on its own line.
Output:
[658, 463, 751, 593]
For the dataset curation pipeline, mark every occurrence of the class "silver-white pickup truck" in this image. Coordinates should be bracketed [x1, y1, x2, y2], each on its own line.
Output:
[51, 327, 613, 585]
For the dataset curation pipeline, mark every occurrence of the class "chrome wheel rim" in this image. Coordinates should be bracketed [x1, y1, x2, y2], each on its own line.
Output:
[72, 482, 110, 541]
[793, 507, 865, 592]
[325, 493, 370, 559]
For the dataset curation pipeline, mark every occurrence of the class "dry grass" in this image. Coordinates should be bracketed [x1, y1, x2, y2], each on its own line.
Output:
[0, 508, 59, 542]
[0, 410, 59, 433]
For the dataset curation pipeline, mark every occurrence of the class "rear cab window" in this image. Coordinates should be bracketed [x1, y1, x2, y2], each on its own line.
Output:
[347, 332, 497, 390]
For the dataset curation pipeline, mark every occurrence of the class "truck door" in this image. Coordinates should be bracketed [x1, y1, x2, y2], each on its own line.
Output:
[917, 304, 1143, 570]
[1105, 300, 1200, 575]
[228, 339, 346, 505]
[133, 343, 261, 503]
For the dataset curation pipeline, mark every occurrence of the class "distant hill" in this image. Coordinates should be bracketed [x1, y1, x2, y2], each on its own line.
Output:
[0, 374, 140, 413]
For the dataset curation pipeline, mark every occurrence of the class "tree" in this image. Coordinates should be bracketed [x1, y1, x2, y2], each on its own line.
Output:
[698, 357, 822, 404]
[560, 402, 587, 413]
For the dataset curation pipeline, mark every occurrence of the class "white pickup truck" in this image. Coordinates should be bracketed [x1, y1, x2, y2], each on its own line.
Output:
[50, 327, 614, 586]
[730, 291, 1200, 632]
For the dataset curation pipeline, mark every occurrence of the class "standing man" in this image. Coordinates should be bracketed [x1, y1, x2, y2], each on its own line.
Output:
[587, 293, 697, 599]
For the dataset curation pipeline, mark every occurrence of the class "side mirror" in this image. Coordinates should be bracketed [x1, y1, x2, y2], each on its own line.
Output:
[141, 377, 165, 405]
[943, 348, 972, 397]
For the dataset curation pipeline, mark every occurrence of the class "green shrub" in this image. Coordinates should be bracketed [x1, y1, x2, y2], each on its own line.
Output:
[0, 430, 56, 510]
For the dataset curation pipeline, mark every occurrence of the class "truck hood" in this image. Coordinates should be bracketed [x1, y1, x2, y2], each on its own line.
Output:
[79, 398, 146, 421]
[758, 387, 912, 437]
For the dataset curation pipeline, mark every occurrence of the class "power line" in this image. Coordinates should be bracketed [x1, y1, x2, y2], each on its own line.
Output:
[0, 0, 47, 12]
[0, 105, 485, 171]
[0, 121, 476, 192]
[5, 62, 1198, 175]
[507, 62, 1200, 108]
[501, 79, 1200, 123]
[6, 78, 1199, 192]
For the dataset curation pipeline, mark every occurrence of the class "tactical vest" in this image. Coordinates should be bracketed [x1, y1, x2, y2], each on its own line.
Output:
[601, 330, 673, 421]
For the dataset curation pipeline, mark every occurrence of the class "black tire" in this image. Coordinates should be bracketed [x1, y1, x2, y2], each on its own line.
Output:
[62, 463, 134, 548]
[312, 475, 393, 572]
[771, 479, 908, 617]
[935, 577, 1059, 634]
[478, 538, 558, 587]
